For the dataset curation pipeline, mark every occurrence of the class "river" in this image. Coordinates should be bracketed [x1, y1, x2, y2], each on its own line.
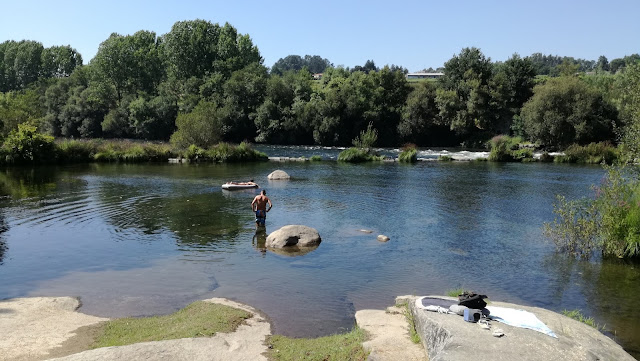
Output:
[0, 146, 638, 358]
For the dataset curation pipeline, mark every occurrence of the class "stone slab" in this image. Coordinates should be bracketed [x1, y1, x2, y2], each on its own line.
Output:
[408, 295, 634, 361]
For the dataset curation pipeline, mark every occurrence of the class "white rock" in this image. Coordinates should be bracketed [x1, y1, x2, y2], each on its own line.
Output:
[267, 170, 290, 180]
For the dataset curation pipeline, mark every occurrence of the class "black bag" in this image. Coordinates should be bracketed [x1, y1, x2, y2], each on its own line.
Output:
[458, 291, 488, 309]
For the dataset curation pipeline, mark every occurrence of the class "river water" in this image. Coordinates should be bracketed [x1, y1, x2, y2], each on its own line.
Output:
[0, 146, 638, 358]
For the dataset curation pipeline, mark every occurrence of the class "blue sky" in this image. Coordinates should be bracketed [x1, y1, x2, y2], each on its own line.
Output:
[1, 0, 638, 72]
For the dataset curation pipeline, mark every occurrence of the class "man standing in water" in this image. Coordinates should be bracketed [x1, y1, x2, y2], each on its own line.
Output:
[251, 189, 272, 227]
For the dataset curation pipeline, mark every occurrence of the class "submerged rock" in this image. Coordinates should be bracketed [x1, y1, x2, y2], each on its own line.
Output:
[267, 170, 290, 180]
[377, 235, 390, 242]
[266, 225, 321, 248]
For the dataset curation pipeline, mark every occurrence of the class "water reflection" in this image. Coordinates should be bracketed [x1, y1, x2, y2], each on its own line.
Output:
[252, 228, 320, 257]
[252, 228, 267, 255]
[0, 212, 7, 265]
[543, 253, 640, 358]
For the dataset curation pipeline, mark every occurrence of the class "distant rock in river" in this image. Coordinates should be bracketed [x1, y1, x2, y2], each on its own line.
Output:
[267, 170, 290, 180]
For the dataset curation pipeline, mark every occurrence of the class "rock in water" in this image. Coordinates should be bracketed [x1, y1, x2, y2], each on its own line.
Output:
[267, 225, 321, 248]
[267, 170, 290, 180]
[377, 235, 390, 242]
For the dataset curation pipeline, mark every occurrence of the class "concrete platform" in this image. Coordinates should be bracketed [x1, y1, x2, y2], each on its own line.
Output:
[408, 296, 634, 361]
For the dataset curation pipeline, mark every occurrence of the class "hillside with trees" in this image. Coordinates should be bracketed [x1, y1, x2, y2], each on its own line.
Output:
[0, 19, 639, 158]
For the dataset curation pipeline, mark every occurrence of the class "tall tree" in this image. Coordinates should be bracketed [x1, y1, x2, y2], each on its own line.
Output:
[91, 31, 164, 102]
[41, 45, 83, 78]
[596, 55, 610, 72]
[520, 76, 617, 148]
[436, 47, 493, 135]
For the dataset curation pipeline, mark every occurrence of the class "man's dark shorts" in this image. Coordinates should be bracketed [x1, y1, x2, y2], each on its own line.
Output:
[255, 210, 266, 226]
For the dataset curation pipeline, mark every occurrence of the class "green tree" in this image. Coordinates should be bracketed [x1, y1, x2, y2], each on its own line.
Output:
[596, 55, 610, 72]
[490, 54, 536, 134]
[91, 31, 164, 102]
[271, 55, 305, 75]
[0, 89, 44, 138]
[271, 55, 331, 75]
[436, 47, 493, 136]
[170, 100, 224, 148]
[399, 81, 448, 145]
[254, 70, 314, 144]
[520, 76, 617, 148]
[41, 45, 83, 78]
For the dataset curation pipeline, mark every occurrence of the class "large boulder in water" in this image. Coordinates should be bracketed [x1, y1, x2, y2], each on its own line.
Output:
[268, 170, 290, 180]
[266, 225, 321, 248]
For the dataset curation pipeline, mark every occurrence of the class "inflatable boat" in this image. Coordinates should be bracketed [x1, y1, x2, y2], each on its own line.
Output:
[221, 182, 259, 190]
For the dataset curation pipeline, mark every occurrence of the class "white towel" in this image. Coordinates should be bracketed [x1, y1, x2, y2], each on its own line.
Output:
[486, 306, 557, 338]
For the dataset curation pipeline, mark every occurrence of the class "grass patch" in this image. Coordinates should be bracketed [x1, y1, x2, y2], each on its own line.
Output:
[446, 288, 465, 297]
[310, 155, 322, 161]
[267, 327, 369, 361]
[396, 301, 420, 344]
[92, 301, 251, 348]
[561, 309, 604, 331]
[182, 141, 268, 163]
[337, 147, 383, 163]
[438, 155, 453, 161]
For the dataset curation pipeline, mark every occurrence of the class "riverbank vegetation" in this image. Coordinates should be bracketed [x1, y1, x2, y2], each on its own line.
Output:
[546, 62, 640, 259]
[1, 20, 639, 166]
[0, 126, 266, 165]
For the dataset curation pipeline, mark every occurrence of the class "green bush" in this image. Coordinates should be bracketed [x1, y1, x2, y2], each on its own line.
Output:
[512, 148, 534, 161]
[1, 124, 56, 164]
[310, 155, 322, 161]
[487, 135, 534, 162]
[554, 142, 619, 164]
[438, 155, 453, 161]
[338, 147, 382, 163]
[398, 148, 417, 163]
[184, 144, 205, 160]
[545, 166, 640, 259]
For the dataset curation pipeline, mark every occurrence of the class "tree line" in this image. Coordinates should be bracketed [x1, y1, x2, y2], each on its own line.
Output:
[0, 19, 639, 151]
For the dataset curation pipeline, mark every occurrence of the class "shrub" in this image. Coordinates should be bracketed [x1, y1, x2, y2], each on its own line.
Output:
[488, 135, 516, 162]
[310, 155, 322, 161]
[398, 148, 418, 163]
[438, 155, 453, 161]
[1, 124, 56, 164]
[512, 148, 534, 161]
[545, 166, 640, 259]
[352, 121, 378, 153]
[338, 147, 382, 163]
[554, 142, 619, 164]
[184, 144, 205, 161]
[488, 135, 534, 162]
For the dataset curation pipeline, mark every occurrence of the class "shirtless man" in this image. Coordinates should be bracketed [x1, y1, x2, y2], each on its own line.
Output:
[251, 190, 272, 227]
